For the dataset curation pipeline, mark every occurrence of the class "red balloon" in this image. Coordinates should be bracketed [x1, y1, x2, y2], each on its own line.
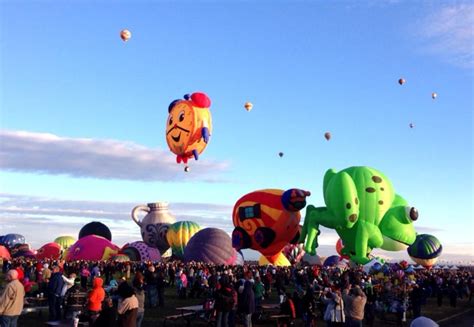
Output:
[336, 238, 349, 260]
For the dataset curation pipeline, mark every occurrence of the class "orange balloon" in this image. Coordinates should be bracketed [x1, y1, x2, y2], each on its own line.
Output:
[244, 102, 253, 111]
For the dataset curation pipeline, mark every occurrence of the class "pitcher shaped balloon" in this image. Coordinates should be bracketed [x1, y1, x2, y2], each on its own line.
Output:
[131, 202, 176, 254]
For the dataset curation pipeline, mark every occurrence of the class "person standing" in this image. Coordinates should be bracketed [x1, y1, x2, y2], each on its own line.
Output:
[238, 280, 255, 327]
[47, 265, 65, 322]
[133, 273, 145, 327]
[0, 270, 25, 327]
[88, 277, 105, 323]
[342, 285, 367, 327]
[117, 283, 139, 327]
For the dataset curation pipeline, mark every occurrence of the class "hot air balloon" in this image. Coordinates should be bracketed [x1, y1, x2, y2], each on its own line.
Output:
[166, 92, 212, 165]
[66, 235, 119, 261]
[278, 152, 284, 157]
[120, 29, 131, 42]
[231, 188, 310, 265]
[122, 241, 161, 262]
[36, 242, 62, 260]
[323, 255, 341, 267]
[1, 234, 25, 249]
[0, 246, 11, 260]
[407, 234, 442, 268]
[324, 132, 331, 141]
[184, 228, 236, 264]
[244, 102, 253, 111]
[398, 78, 406, 85]
[9, 243, 30, 257]
[258, 253, 291, 266]
[184, 166, 190, 173]
[335, 239, 350, 260]
[302, 253, 324, 265]
[431, 92, 437, 100]
[54, 236, 76, 250]
[166, 221, 201, 260]
[409, 123, 414, 129]
[79, 222, 112, 241]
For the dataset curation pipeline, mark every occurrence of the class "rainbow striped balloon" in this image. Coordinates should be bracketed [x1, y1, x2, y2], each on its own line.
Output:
[166, 221, 201, 259]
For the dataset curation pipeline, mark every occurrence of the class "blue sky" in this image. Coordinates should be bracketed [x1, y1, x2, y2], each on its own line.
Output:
[0, 1, 472, 263]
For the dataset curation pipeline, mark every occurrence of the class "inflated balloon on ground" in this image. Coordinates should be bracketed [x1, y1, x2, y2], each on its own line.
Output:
[36, 242, 62, 260]
[166, 221, 201, 259]
[79, 222, 112, 241]
[0, 246, 11, 260]
[232, 188, 310, 264]
[66, 235, 119, 261]
[407, 234, 442, 268]
[1, 234, 26, 249]
[122, 241, 161, 262]
[54, 236, 76, 250]
[184, 228, 235, 264]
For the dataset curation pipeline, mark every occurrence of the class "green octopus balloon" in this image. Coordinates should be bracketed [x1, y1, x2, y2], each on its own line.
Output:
[300, 166, 418, 264]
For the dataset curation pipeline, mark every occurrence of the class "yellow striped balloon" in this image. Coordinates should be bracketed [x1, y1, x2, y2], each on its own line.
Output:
[166, 221, 201, 259]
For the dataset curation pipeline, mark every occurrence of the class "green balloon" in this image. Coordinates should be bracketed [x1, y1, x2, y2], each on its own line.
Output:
[54, 236, 76, 250]
[300, 166, 418, 264]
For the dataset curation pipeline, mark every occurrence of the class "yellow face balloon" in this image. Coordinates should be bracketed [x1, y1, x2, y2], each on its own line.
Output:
[165, 92, 212, 164]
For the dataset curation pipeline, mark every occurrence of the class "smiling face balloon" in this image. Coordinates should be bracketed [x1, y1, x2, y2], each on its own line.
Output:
[166, 92, 212, 165]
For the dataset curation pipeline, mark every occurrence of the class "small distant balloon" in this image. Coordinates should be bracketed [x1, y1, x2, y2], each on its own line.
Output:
[184, 166, 190, 172]
[324, 132, 331, 141]
[120, 29, 131, 42]
[278, 152, 284, 157]
[398, 78, 406, 85]
[409, 123, 414, 129]
[432, 92, 437, 100]
[244, 102, 253, 111]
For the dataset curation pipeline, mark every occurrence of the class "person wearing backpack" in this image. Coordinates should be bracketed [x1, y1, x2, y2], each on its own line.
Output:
[215, 276, 235, 327]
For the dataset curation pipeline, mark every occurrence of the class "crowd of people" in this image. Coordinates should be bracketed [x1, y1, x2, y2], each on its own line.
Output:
[0, 257, 473, 327]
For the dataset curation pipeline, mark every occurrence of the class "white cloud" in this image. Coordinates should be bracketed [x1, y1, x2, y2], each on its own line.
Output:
[0, 130, 229, 182]
[418, 3, 474, 68]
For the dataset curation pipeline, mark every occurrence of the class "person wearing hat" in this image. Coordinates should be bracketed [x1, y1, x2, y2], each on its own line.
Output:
[0, 270, 25, 327]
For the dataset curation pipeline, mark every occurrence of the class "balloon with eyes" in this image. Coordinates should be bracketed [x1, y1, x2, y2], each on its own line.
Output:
[166, 92, 212, 165]
[300, 166, 419, 264]
[232, 188, 310, 265]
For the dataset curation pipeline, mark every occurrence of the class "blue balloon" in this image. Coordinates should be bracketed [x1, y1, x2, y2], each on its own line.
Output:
[323, 255, 341, 267]
[372, 262, 382, 272]
[1, 234, 25, 249]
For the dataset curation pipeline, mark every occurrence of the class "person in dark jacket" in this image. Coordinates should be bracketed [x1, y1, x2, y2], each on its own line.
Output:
[156, 271, 166, 307]
[215, 276, 235, 327]
[93, 297, 117, 327]
[47, 265, 65, 322]
[238, 280, 255, 327]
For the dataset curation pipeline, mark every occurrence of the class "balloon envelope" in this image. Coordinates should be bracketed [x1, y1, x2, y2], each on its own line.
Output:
[36, 242, 62, 260]
[166, 221, 201, 259]
[66, 235, 119, 261]
[184, 228, 235, 264]
[324, 132, 331, 141]
[323, 255, 341, 267]
[398, 78, 405, 85]
[120, 29, 131, 41]
[79, 222, 112, 241]
[123, 241, 161, 262]
[432, 92, 437, 99]
[54, 236, 76, 250]
[244, 102, 253, 111]
[407, 234, 442, 268]
[0, 246, 11, 260]
[1, 234, 25, 249]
